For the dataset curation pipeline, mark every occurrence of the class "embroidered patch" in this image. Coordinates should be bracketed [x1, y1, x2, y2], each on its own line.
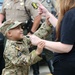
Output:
[32, 2, 38, 9]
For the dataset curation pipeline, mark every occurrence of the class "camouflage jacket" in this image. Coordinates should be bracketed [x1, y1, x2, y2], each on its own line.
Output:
[2, 22, 52, 75]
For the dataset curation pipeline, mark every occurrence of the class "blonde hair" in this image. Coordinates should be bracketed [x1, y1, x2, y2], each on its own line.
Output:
[56, 0, 75, 41]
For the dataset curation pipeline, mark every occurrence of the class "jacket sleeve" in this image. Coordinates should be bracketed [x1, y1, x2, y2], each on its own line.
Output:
[25, 22, 52, 44]
[34, 22, 52, 39]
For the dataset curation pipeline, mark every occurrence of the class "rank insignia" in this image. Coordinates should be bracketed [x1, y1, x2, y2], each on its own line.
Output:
[32, 2, 38, 9]
[15, 46, 21, 51]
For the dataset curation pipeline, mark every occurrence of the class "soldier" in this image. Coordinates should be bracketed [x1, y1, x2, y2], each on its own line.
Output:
[0, 0, 41, 34]
[0, 19, 52, 75]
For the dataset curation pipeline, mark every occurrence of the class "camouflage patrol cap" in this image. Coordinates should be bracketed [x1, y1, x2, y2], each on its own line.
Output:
[0, 20, 23, 36]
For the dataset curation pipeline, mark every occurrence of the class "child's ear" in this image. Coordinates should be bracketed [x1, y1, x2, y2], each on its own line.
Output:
[7, 31, 12, 37]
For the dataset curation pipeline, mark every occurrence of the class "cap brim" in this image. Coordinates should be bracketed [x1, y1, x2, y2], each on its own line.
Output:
[10, 21, 23, 29]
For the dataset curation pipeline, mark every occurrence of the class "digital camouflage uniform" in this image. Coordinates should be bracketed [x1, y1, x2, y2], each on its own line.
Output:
[0, 20, 52, 75]
[0, 0, 45, 75]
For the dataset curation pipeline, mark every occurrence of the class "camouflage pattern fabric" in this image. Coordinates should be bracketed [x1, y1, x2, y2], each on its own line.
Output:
[1, 21, 52, 75]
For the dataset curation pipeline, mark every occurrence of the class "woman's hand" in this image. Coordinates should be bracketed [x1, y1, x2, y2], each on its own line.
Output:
[29, 35, 42, 45]
[38, 2, 49, 17]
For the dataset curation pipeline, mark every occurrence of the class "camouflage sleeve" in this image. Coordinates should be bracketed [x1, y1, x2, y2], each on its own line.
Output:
[34, 22, 52, 39]
[4, 44, 42, 66]
[24, 22, 52, 46]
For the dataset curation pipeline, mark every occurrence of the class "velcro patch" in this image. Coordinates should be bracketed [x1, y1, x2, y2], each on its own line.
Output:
[32, 2, 38, 9]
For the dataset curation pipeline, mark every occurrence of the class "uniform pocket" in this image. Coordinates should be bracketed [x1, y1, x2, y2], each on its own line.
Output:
[2, 69, 16, 75]
[4, 4, 11, 10]
[16, 5, 25, 11]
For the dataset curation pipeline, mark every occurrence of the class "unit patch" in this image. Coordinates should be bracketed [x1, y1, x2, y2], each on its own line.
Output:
[32, 2, 38, 9]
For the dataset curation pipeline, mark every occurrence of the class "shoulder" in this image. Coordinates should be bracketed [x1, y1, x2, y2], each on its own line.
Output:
[5, 39, 16, 49]
[25, 0, 38, 9]
[62, 8, 75, 22]
[61, 8, 75, 30]
[4, 40, 17, 55]
[65, 8, 75, 17]
[26, 0, 38, 6]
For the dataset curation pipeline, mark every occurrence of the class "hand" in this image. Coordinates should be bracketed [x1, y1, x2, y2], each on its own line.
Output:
[29, 35, 42, 45]
[38, 2, 49, 17]
[36, 41, 45, 55]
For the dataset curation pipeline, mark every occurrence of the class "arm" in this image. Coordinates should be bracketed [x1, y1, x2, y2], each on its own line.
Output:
[28, 17, 52, 44]
[4, 40, 42, 66]
[29, 19, 52, 45]
[34, 21, 52, 39]
[29, 35, 73, 53]
[26, 0, 41, 34]
[43, 40, 73, 53]
[29, 14, 41, 33]
[38, 2, 58, 27]
[30, 9, 75, 53]
[47, 12, 57, 27]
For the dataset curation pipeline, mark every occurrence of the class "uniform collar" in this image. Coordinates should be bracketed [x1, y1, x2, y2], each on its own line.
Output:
[16, 40, 23, 44]
[7, 39, 23, 44]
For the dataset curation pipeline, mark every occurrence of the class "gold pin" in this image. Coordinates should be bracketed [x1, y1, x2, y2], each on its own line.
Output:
[15, 46, 21, 50]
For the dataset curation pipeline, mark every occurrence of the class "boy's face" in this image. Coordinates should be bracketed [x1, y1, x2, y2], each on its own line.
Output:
[9, 25, 24, 40]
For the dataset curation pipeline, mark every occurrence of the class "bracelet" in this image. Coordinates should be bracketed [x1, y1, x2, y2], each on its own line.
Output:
[29, 30, 34, 34]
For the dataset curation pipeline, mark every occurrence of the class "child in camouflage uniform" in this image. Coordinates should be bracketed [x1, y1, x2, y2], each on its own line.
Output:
[0, 20, 52, 75]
